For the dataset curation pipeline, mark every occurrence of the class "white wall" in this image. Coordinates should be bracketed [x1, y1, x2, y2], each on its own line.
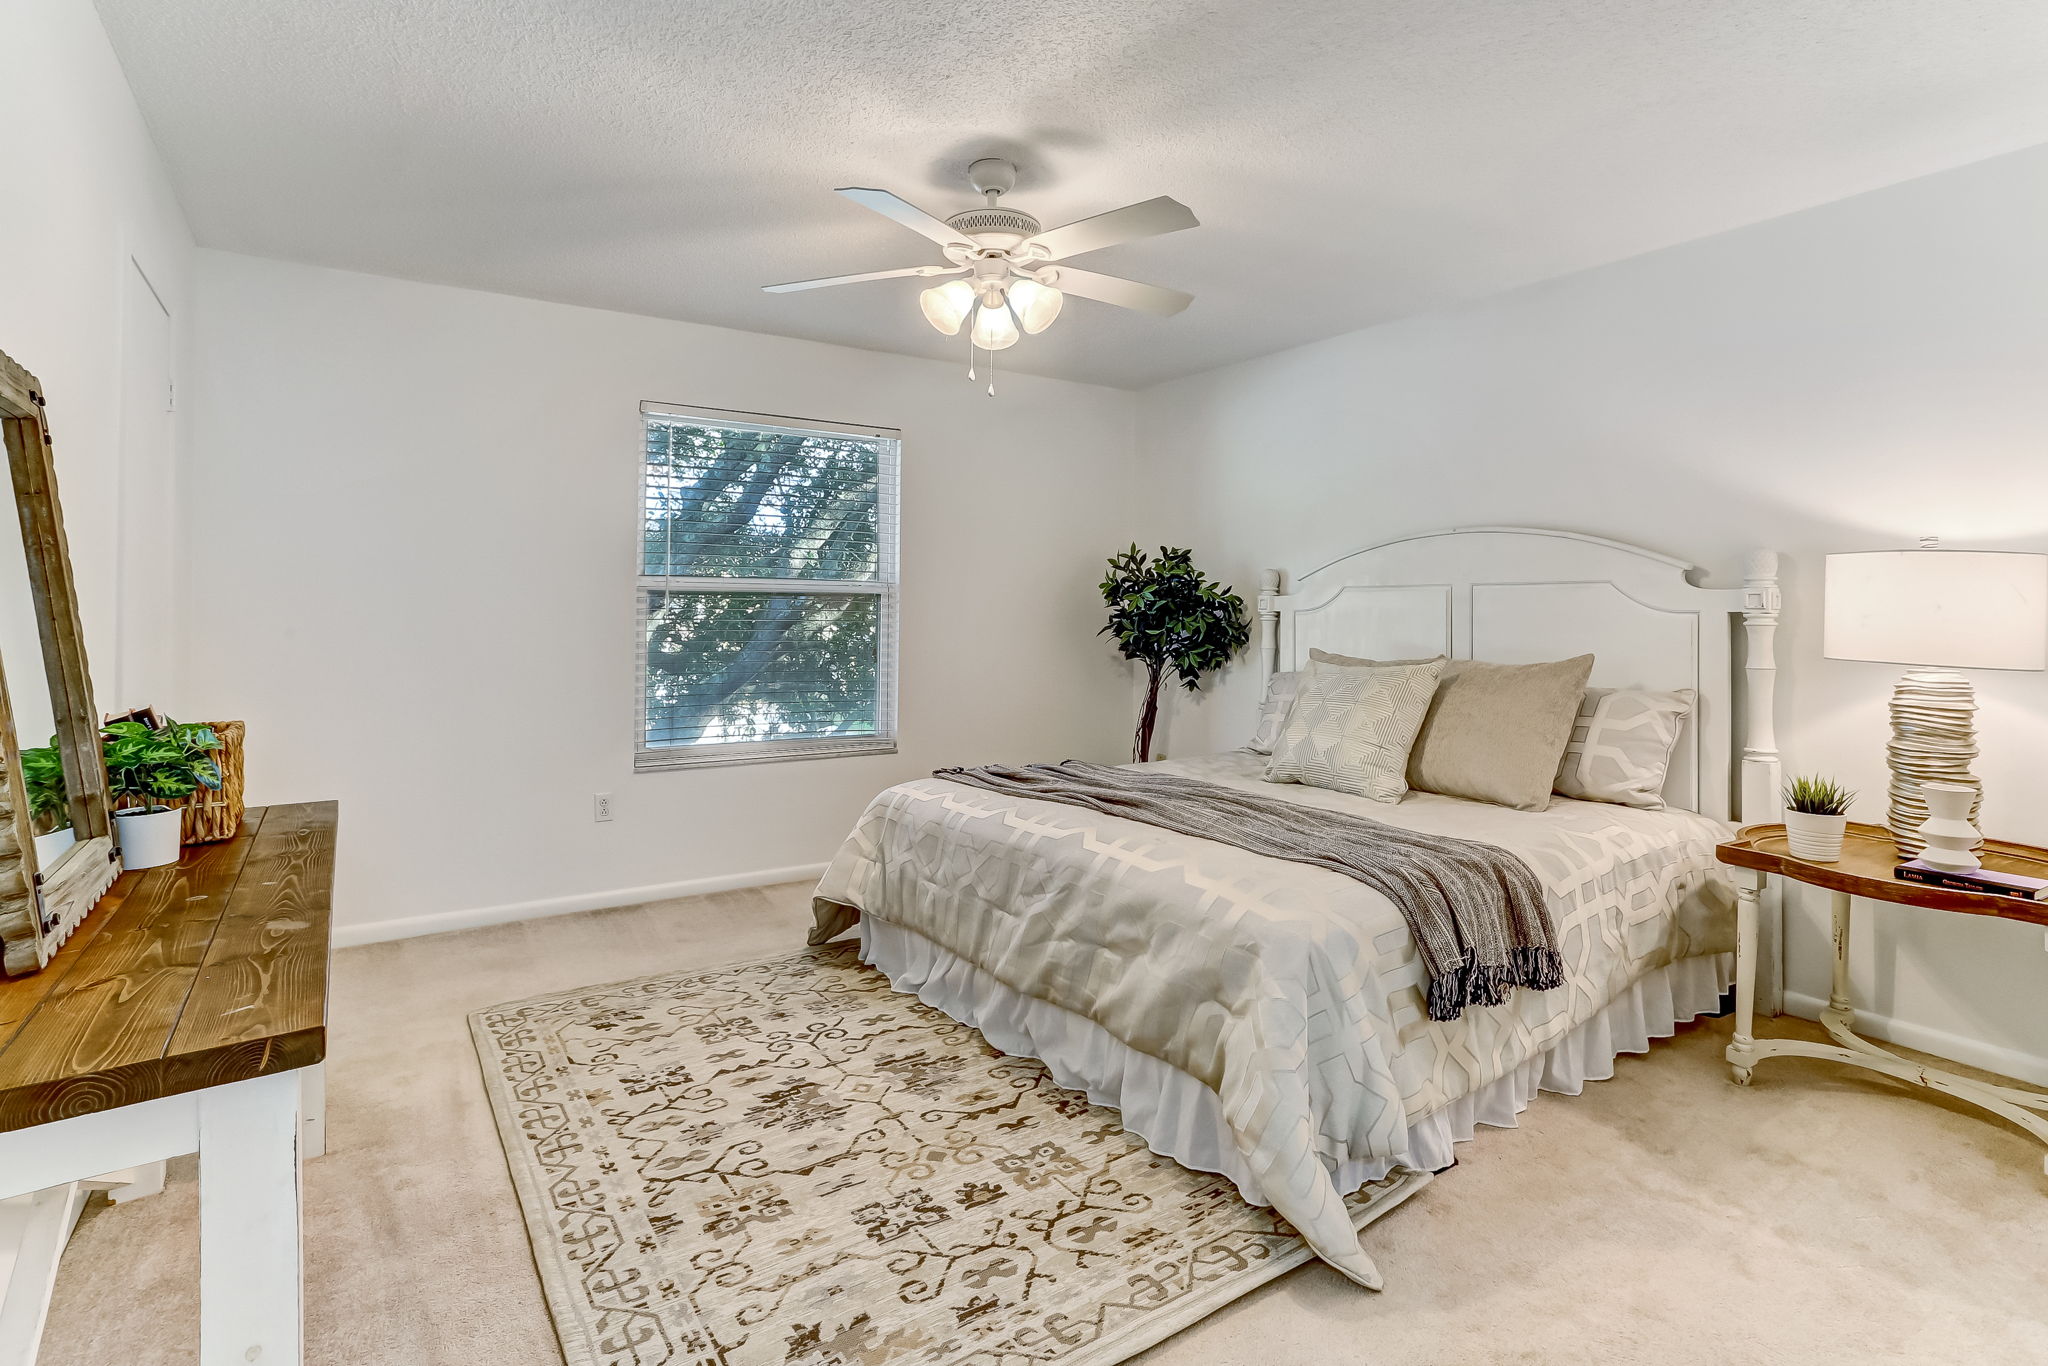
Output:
[1139, 142, 2048, 1084]
[183, 251, 1139, 938]
[0, 0, 192, 714]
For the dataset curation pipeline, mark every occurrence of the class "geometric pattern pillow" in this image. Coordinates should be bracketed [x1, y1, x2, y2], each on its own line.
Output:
[1553, 686, 1696, 809]
[1246, 670, 1300, 754]
[1263, 656, 1446, 803]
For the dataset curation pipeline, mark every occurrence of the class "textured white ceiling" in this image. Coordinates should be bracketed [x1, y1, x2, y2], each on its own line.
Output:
[96, 0, 2048, 389]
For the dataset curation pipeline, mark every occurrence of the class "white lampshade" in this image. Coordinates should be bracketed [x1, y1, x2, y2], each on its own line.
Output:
[919, 280, 975, 335]
[1007, 279, 1063, 334]
[969, 300, 1020, 351]
[1824, 549, 2048, 671]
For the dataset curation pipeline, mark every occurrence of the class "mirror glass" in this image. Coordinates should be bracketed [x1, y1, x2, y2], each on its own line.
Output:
[0, 498, 72, 864]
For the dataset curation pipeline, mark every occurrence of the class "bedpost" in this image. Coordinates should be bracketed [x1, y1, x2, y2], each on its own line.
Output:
[1739, 551, 1782, 825]
[1258, 569, 1282, 682]
[1741, 550, 1785, 1018]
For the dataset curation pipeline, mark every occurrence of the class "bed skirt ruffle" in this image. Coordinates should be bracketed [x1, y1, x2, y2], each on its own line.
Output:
[859, 917, 1734, 1206]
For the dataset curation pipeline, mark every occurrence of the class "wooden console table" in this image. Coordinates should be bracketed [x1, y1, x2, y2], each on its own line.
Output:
[1718, 821, 2048, 1171]
[0, 801, 335, 1365]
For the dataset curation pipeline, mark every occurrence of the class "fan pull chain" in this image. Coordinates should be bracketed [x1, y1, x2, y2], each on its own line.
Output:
[962, 333, 995, 396]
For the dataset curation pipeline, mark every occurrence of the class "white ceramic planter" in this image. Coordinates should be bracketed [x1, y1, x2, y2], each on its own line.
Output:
[1784, 809, 1849, 863]
[32, 826, 75, 867]
[113, 805, 183, 871]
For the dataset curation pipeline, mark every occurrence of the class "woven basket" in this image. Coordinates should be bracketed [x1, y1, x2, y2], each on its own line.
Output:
[176, 720, 246, 845]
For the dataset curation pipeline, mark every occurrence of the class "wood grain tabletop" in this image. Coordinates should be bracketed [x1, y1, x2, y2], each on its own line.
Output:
[0, 802, 336, 1131]
[1719, 820, 2048, 928]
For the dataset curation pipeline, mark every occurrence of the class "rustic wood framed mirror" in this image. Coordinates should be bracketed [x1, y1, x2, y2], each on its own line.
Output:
[0, 350, 120, 974]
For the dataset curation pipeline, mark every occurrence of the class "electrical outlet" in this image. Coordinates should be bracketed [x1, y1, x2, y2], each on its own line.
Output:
[593, 793, 614, 823]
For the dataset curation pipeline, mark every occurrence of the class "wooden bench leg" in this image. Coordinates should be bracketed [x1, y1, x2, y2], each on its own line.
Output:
[198, 1071, 303, 1366]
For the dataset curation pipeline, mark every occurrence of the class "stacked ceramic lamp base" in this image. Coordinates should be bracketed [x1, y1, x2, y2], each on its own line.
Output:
[1884, 669, 1983, 858]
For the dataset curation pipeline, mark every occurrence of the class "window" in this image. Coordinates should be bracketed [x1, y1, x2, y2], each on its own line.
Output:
[637, 403, 899, 769]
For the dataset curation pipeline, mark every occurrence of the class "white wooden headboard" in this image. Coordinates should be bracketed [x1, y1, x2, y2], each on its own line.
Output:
[1258, 527, 1782, 822]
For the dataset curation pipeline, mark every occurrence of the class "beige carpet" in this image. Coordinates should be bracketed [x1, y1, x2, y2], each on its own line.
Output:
[36, 881, 2048, 1365]
[471, 944, 1426, 1366]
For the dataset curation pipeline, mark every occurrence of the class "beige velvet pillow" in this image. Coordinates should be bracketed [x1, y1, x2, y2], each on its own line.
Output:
[1309, 648, 1435, 668]
[1263, 657, 1447, 802]
[1404, 655, 1595, 810]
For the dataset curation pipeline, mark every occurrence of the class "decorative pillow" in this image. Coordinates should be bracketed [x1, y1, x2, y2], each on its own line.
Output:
[1309, 648, 1435, 668]
[1553, 687, 1696, 809]
[1263, 657, 1447, 802]
[1246, 670, 1300, 754]
[1405, 655, 1596, 811]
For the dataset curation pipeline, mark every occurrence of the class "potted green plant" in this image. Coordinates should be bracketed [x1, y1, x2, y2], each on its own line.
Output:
[103, 718, 222, 870]
[17, 737, 75, 864]
[1100, 545, 1251, 762]
[1783, 774, 1855, 862]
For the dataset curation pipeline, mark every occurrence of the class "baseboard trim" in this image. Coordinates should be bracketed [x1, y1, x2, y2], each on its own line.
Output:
[333, 863, 830, 949]
[1782, 991, 2048, 1088]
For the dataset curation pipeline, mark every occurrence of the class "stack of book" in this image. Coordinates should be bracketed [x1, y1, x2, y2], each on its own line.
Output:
[1894, 859, 2048, 901]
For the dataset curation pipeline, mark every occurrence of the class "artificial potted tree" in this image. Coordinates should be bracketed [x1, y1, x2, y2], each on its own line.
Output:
[1100, 545, 1250, 762]
[103, 718, 222, 870]
[1783, 774, 1855, 863]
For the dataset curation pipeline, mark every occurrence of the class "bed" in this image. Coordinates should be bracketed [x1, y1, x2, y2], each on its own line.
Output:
[811, 527, 1785, 1288]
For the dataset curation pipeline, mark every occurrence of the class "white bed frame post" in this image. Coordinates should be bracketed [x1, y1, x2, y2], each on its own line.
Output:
[1738, 552, 1783, 826]
[1740, 551, 1785, 1016]
[1258, 568, 1281, 684]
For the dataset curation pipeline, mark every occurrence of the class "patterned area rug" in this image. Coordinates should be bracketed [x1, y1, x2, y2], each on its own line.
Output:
[471, 946, 1429, 1366]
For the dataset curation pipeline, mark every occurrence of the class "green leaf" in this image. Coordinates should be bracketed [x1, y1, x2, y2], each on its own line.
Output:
[99, 713, 225, 806]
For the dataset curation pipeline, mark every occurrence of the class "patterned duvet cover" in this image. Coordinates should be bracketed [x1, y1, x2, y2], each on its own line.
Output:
[811, 750, 1734, 1288]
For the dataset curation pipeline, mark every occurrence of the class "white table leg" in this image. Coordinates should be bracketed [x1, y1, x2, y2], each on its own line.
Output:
[106, 1161, 168, 1204]
[300, 1063, 326, 1161]
[1827, 889, 1854, 1028]
[0, 1183, 89, 1366]
[198, 1071, 303, 1366]
[1727, 868, 1764, 1084]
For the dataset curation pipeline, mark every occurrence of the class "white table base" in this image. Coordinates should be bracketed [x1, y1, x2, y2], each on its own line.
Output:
[1725, 869, 2048, 1173]
[0, 1067, 310, 1365]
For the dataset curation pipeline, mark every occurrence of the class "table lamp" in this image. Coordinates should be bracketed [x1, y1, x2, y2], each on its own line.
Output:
[1823, 539, 2048, 863]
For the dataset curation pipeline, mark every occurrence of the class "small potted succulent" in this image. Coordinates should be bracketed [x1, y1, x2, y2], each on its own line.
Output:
[18, 738, 74, 865]
[1783, 774, 1855, 863]
[103, 718, 222, 870]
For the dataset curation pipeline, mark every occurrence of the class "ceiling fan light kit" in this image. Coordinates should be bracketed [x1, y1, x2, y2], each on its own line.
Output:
[918, 278, 975, 334]
[763, 157, 1198, 390]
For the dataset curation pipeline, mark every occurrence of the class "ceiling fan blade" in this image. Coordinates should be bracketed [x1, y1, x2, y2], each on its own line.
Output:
[762, 264, 962, 294]
[835, 187, 974, 249]
[1025, 196, 1199, 261]
[1043, 266, 1192, 317]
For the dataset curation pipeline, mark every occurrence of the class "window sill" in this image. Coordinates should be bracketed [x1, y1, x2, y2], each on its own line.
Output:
[634, 738, 898, 773]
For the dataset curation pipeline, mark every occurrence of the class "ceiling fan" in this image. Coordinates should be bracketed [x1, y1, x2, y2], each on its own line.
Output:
[763, 158, 1198, 359]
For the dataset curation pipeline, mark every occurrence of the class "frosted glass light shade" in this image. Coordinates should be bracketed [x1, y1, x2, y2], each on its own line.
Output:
[969, 301, 1020, 351]
[919, 280, 975, 335]
[1007, 279, 1063, 333]
[1824, 549, 2048, 671]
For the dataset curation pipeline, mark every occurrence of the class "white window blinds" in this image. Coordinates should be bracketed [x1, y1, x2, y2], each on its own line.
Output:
[637, 402, 899, 769]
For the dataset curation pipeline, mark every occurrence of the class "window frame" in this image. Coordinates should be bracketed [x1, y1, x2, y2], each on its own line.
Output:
[634, 401, 900, 772]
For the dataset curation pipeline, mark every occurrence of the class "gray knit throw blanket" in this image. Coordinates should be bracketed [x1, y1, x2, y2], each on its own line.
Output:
[934, 761, 1565, 1022]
